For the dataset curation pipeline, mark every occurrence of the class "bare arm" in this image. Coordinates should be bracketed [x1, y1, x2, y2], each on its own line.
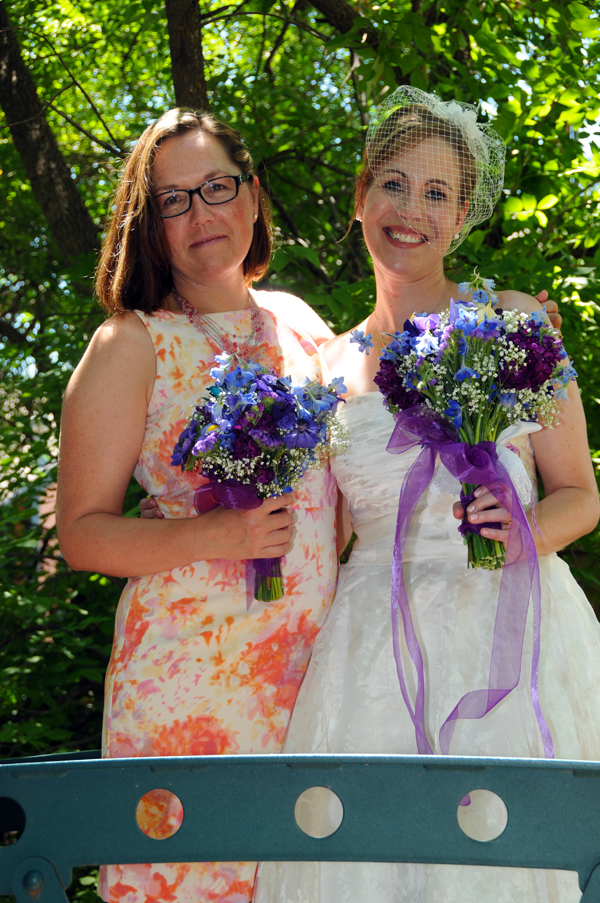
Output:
[257, 291, 335, 345]
[454, 380, 599, 554]
[57, 313, 294, 578]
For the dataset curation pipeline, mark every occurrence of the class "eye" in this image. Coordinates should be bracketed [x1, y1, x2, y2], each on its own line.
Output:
[427, 187, 448, 201]
[382, 179, 406, 193]
[158, 191, 185, 210]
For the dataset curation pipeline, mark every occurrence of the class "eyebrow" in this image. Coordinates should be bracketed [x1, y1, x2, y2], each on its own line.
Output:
[154, 170, 229, 192]
[382, 169, 455, 192]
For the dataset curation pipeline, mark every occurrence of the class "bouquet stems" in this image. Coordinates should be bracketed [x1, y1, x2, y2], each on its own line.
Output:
[253, 558, 284, 602]
[462, 482, 505, 570]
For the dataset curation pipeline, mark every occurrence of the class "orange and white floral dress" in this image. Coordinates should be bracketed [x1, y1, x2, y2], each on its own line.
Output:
[99, 291, 338, 903]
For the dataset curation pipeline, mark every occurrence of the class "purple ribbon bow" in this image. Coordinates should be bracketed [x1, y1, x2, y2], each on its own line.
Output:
[194, 482, 277, 608]
[387, 404, 553, 758]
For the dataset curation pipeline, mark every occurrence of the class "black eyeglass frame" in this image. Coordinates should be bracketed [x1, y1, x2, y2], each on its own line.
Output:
[154, 173, 253, 218]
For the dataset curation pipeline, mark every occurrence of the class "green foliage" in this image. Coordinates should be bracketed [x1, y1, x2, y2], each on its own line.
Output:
[0, 0, 599, 792]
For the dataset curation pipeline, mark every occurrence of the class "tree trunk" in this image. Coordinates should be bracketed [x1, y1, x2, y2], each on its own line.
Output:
[0, 2, 99, 261]
[165, 0, 209, 110]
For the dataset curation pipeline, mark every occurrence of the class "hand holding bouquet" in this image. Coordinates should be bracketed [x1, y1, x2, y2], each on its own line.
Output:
[172, 354, 348, 602]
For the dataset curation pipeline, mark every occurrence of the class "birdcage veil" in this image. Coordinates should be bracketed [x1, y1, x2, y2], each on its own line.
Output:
[365, 86, 505, 255]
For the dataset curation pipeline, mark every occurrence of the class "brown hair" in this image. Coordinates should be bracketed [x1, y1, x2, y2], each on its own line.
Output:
[349, 105, 478, 229]
[96, 108, 272, 314]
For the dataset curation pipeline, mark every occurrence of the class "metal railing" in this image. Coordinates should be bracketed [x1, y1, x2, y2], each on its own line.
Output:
[2, 751, 600, 902]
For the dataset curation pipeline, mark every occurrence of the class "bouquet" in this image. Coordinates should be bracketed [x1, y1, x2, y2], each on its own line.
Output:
[172, 353, 348, 602]
[352, 274, 576, 570]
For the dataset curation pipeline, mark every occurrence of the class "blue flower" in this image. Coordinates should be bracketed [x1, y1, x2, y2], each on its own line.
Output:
[349, 329, 374, 354]
[500, 391, 517, 411]
[444, 400, 463, 429]
[528, 309, 545, 327]
[414, 331, 440, 356]
[457, 282, 470, 294]
[455, 365, 480, 382]
[472, 289, 489, 302]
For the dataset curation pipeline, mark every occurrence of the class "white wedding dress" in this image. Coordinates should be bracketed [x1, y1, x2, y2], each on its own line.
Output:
[254, 392, 600, 903]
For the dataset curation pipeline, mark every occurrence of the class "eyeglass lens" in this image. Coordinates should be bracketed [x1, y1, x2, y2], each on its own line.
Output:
[157, 176, 239, 217]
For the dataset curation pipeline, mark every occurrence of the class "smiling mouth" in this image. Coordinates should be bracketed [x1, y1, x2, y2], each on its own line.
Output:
[385, 227, 428, 244]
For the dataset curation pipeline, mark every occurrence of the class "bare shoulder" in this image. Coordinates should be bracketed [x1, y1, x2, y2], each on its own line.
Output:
[496, 289, 544, 314]
[321, 331, 353, 371]
[254, 289, 335, 345]
[67, 311, 155, 399]
[321, 329, 376, 395]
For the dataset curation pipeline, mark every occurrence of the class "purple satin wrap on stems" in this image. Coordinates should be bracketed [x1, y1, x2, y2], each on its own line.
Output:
[193, 482, 285, 606]
[387, 404, 553, 758]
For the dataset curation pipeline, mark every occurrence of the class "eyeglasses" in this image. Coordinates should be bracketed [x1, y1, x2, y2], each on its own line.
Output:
[154, 174, 253, 218]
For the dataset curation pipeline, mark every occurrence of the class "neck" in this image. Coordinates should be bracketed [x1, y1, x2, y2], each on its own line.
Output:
[367, 264, 452, 335]
[171, 269, 251, 313]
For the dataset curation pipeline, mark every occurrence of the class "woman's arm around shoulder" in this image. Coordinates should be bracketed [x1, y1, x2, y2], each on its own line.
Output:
[496, 289, 546, 316]
[254, 289, 335, 345]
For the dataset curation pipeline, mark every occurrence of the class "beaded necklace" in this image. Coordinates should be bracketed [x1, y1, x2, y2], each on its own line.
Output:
[173, 290, 265, 364]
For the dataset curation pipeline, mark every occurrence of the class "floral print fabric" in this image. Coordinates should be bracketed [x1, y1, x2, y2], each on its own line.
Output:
[99, 292, 338, 903]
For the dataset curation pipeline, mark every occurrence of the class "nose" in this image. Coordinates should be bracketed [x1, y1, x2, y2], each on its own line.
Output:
[189, 190, 215, 224]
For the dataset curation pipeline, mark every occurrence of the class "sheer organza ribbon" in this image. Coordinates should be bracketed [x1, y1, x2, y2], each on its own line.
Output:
[387, 404, 553, 758]
[194, 482, 278, 608]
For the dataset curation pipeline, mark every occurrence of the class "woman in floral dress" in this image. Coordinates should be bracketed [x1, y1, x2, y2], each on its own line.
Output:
[56, 109, 338, 903]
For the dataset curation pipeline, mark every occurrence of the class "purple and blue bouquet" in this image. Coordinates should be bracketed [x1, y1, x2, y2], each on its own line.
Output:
[172, 353, 348, 602]
[352, 274, 576, 571]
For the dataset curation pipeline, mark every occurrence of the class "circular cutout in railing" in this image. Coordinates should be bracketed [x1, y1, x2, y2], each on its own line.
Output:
[0, 797, 26, 847]
[294, 786, 343, 838]
[456, 789, 507, 842]
[136, 788, 184, 840]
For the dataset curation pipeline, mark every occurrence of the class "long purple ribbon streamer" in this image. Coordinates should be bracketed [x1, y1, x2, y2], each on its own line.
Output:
[194, 482, 278, 608]
[387, 404, 554, 758]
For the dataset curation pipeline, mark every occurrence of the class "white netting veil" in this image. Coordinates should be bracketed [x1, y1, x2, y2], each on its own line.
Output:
[364, 86, 505, 255]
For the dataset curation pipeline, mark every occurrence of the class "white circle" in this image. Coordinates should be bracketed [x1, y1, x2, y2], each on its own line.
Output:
[457, 789, 508, 842]
[294, 786, 344, 838]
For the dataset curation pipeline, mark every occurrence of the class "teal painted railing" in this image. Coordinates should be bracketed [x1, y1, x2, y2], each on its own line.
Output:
[1, 752, 600, 902]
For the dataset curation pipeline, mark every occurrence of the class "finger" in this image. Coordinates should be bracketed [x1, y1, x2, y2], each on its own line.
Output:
[467, 490, 501, 512]
[544, 299, 558, 313]
[468, 506, 510, 526]
[453, 501, 465, 520]
[480, 526, 510, 546]
[535, 289, 549, 303]
[262, 493, 295, 512]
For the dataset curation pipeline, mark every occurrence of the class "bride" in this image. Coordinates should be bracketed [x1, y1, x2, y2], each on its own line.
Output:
[254, 87, 600, 903]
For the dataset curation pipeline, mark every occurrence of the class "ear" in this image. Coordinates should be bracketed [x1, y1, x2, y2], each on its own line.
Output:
[356, 192, 365, 223]
[455, 199, 469, 232]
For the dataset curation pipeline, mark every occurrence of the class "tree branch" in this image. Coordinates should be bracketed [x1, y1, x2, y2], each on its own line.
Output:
[46, 103, 125, 158]
[36, 31, 123, 152]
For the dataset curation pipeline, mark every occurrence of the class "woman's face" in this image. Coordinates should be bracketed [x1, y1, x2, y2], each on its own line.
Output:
[357, 136, 468, 277]
[152, 130, 258, 289]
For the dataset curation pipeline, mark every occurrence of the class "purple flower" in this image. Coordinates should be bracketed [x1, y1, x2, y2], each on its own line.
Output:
[499, 326, 563, 391]
[374, 359, 423, 410]
[191, 431, 219, 455]
[284, 418, 320, 449]
[231, 431, 261, 460]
